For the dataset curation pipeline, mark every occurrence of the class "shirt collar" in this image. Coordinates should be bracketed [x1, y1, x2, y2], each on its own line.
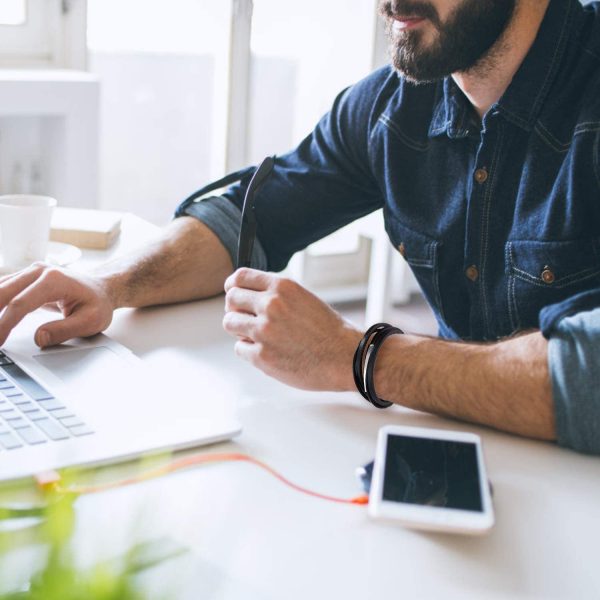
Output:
[496, 0, 580, 130]
[428, 0, 581, 138]
[428, 78, 475, 139]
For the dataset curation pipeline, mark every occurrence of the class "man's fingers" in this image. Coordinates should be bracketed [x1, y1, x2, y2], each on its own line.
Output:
[0, 263, 46, 309]
[224, 286, 262, 315]
[224, 268, 276, 293]
[0, 276, 63, 345]
[0, 267, 33, 286]
[233, 338, 259, 363]
[35, 308, 106, 348]
[222, 311, 258, 340]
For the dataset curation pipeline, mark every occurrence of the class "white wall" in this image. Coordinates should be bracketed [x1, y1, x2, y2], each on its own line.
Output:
[90, 53, 214, 224]
[247, 56, 297, 161]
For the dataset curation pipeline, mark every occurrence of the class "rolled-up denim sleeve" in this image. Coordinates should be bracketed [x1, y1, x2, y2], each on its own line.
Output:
[174, 67, 392, 273]
[545, 308, 600, 455]
[178, 195, 267, 270]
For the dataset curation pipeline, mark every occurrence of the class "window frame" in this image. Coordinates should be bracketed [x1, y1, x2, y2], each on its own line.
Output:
[0, 0, 383, 168]
[221, 0, 383, 172]
[0, 0, 86, 69]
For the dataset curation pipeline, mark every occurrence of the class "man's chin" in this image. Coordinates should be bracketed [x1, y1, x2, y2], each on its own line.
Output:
[390, 51, 449, 84]
[393, 66, 444, 85]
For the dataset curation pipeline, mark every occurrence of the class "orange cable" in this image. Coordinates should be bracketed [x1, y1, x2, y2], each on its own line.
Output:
[44, 453, 369, 506]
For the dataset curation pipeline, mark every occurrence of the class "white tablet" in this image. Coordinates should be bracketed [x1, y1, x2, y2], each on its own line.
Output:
[368, 425, 494, 535]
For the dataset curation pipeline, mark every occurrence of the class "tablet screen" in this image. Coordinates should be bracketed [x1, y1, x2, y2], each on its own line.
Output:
[382, 435, 483, 512]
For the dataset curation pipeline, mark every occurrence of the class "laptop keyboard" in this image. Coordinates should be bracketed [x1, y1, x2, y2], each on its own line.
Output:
[0, 350, 93, 451]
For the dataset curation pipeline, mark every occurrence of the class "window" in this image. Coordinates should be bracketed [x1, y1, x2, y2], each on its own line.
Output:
[87, 0, 233, 222]
[86, 0, 381, 223]
[248, 0, 380, 162]
[0, 0, 71, 67]
[0, 0, 27, 26]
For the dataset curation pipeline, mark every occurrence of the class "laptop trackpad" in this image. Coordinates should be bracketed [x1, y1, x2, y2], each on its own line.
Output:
[34, 346, 127, 386]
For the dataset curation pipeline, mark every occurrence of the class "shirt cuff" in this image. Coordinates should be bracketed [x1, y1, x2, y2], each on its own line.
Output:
[540, 288, 600, 338]
[174, 195, 268, 271]
[548, 307, 600, 455]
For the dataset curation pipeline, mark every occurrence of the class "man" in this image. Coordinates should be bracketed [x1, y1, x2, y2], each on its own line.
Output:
[0, 0, 599, 453]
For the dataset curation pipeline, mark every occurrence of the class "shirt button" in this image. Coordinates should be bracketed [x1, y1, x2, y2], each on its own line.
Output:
[541, 266, 555, 284]
[474, 167, 488, 184]
[398, 242, 406, 257]
[466, 265, 479, 281]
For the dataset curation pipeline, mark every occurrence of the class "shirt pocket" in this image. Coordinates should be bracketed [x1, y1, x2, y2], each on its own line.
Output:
[505, 239, 600, 332]
[385, 219, 445, 324]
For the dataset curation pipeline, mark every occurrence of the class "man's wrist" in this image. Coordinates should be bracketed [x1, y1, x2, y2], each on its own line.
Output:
[93, 269, 128, 311]
[372, 333, 423, 406]
[337, 325, 364, 392]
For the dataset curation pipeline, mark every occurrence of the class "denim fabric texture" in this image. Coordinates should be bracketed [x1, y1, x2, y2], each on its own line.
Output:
[181, 195, 268, 271]
[548, 308, 600, 454]
[177, 0, 600, 452]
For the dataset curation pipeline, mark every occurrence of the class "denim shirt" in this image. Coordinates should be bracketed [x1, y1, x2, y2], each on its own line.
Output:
[177, 0, 600, 453]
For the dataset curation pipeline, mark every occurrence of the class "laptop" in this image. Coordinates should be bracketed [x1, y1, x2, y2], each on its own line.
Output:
[0, 308, 241, 483]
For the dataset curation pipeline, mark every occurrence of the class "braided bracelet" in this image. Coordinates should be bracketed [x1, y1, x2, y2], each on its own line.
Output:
[352, 322, 403, 409]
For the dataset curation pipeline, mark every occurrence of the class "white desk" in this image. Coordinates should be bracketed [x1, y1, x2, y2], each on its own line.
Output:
[3, 214, 600, 599]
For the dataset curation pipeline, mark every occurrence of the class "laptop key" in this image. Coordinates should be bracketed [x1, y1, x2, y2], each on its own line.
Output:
[60, 416, 85, 428]
[9, 396, 30, 405]
[52, 408, 76, 420]
[18, 402, 40, 413]
[2, 411, 21, 421]
[69, 424, 94, 437]
[0, 354, 14, 366]
[1, 364, 53, 400]
[16, 426, 47, 445]
[17, 425, 47, 445]
[28, 410, 47, 421]
[34, 418, 70, 441]
[8, 417, 31, 429]
[37, 399, 66, 411]
[0, 431, 23, 449]
[4, 390, 24, 398]
[0, 382, 15, 390]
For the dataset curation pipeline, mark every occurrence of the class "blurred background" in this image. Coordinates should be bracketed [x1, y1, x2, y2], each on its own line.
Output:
[0, 0, 422, 319]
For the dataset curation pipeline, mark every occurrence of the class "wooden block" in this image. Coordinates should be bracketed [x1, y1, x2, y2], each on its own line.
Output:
[50, 207, 122, 249]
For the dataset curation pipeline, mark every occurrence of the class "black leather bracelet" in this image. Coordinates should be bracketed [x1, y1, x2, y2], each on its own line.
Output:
[352, 323, 390, 402]
[352, 323, 403, 409]
[364, 326, 402, 409]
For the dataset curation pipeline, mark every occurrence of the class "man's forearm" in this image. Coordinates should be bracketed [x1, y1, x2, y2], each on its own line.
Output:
[373, 331, 555, 440]
[95, 216, 233, 310]
[0, 216, 234, 348]
[221, 268, 556, 442]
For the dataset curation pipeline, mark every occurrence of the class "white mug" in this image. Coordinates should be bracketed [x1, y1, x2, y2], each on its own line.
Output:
[0, 194, 57, 271]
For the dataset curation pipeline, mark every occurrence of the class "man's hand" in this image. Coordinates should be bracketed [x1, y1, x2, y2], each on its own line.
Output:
[223, 269, 555, 441]
[0, 218, 237, 348]
[223, 268, 362, 391]
[0, 263, 114, 348]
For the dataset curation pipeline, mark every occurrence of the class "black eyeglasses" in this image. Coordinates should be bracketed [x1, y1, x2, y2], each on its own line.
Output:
[236, 156, 274, 269]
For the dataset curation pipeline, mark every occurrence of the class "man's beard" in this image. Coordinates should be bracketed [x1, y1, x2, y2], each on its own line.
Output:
[379, 0, 516, 83]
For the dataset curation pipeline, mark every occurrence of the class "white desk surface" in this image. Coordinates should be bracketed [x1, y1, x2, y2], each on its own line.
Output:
[3, 214, 600, 599]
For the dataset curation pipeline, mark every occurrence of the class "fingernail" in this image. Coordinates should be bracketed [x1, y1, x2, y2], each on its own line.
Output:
[38, 331, 50, 347]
